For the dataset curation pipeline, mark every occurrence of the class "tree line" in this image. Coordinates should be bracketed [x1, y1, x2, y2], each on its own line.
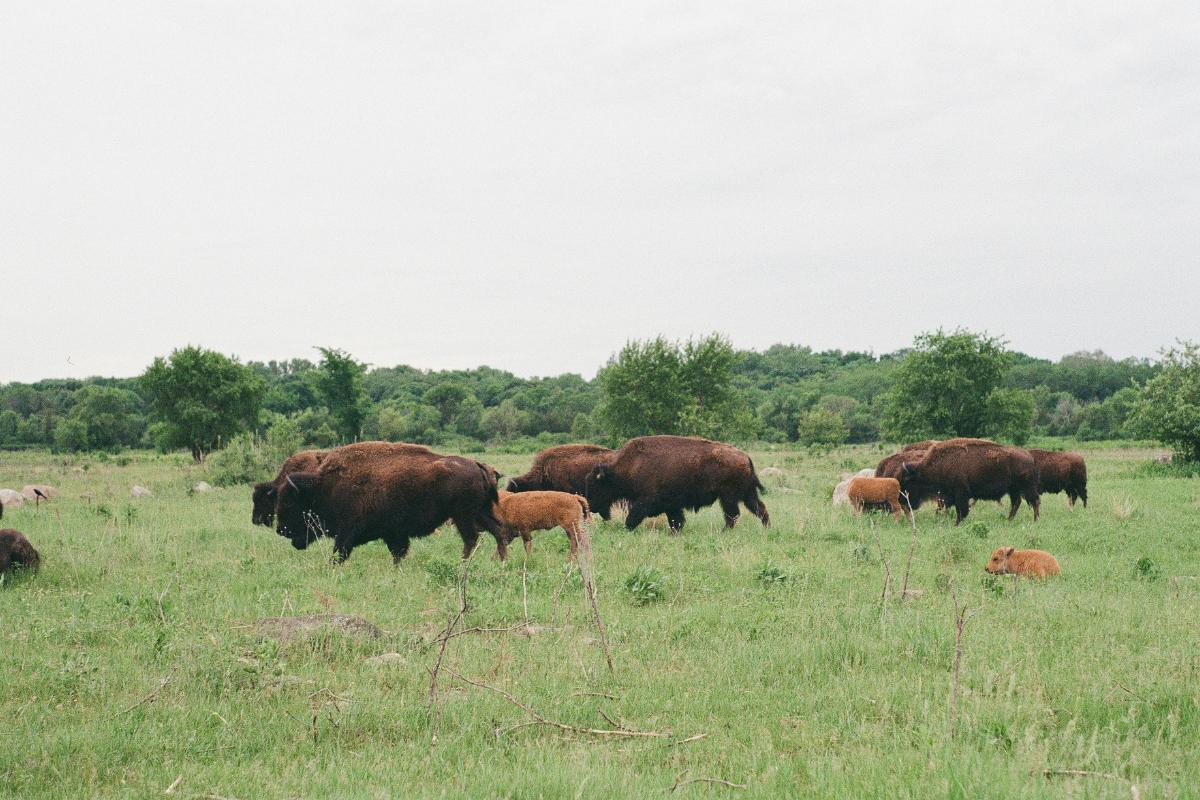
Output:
[1, 331, 1193, 461]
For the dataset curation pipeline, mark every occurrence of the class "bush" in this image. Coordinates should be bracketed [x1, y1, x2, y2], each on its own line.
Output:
[624, 566, 667, 606]
[755, 559, 789, 585]
[206, 420, 305, 487]
[1134, 557, 1162, 581]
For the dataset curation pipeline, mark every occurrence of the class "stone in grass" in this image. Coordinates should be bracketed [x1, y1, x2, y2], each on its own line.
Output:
[365, 652, 407, 667]
[0, 489, 25, 509]
[131, 485, 153, 498]
[254, 614, 383, 643]
[21, 484, 58, 502]
[193, 481, 212, 493]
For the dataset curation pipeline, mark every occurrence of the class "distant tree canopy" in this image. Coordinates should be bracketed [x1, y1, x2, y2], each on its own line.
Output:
[140, 346, 265, 461]
[1129, 341, 1200, 462]
[0, 333, 1169, 455]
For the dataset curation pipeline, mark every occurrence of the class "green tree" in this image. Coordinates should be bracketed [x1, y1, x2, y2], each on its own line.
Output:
[597, 334, 751, 440]
[312, 347, 369, 442]
[62, 385, 143, 450]
[141, 346, 265, 461]
[884, 329, 1012, 440]
[1129, 341, 1200, 461]
[983, 387, 1036, 445]
[795, 407, 848, 447]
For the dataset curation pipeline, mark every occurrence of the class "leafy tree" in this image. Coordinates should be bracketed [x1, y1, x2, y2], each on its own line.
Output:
[884, 329, 1012, 440]
[60, 385, 144, 450]
[1129, 342, 1200, 461]
[597, 334, 752, 440]
[141, 346, 265, 461]
[481, 399, 531, 442]
[312, 347, 368, 442]
[794, 407, 848, 447]
[983, 387, 1036, 445]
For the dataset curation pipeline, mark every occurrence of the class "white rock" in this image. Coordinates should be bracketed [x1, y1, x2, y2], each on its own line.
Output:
[131, 485, 153, 498]
[832, 478, 852, 507]
[761, 467, 785, 477]
[365, 653, 407, 666]
[193, 481, 212, 493]
[21, 484, 58, 502]
[0, 489, 25, 509]
[857, 468, 876, 478]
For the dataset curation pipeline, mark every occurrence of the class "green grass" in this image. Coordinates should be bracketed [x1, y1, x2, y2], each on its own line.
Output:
[3, 444, 1200, 798]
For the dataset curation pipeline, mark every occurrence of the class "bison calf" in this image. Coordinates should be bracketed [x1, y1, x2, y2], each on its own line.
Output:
[985, 547, 1060, 578]
[0, 529, 40, 573]
[496, 490, 590, 559]
[847, 477, 909, 523]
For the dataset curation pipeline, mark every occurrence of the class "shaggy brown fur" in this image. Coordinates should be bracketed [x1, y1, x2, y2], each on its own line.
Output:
[847, 476, 909, 523]
[1029, 449, 1088, 508]
[252, 449, 328, 526]
[506, 444, 615, 516]
[495, 490, 590, 559]
[876, 443, 940, 509]
[0, 529, 40, 573]
[274, 441, 505, 563]
[899, 438, 1040, 524]
[585, 435, 769, 532]
[985, 546, 1060, 578]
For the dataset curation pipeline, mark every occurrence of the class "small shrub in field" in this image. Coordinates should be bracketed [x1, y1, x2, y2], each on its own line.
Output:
[755, 559, 788, 585]
[425, 559, 459, 588]
[934, 571, 952, 593]
[94, 503, 112, 519]
[1112, 495, 1137, 521]
[980, 573, 1006, 596]
[1134, 557, 1162, 581]
[943, 541, 972, 564]
[624, 566, 666, 606]
[969, 522, 989, 539]
[849, 541, 874, 565]
[122, 505, 138, 524]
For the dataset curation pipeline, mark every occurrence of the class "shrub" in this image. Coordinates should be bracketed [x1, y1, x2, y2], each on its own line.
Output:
[624, 566, 666, 606]
[755, 559, 789, 585]
[1134, 557, 1162, 581]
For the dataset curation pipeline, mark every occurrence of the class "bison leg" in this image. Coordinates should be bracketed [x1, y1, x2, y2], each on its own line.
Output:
[889, 499, 903, 523]
[1006, 492, 1022, 521]
[624, 502, 649, 531]
[564, 523, 579, 559]
[953, 497, 970, 525]
[665, 508, 686, 534]
[331, 532, 356, 564]
[385, 535, 411, 564]
[1080, 488, 1087, 509]
[719, 497, 741, 528]
[523, 531, 533, 557]
[742, 487, 770, 527]
[1023, 489, 1040, 522]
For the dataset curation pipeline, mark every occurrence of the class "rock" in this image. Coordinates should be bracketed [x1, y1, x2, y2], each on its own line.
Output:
[1157, 453, 1173, 464]
[514, 624, 555, 638]
[761, 467, 785, 478]
[131, 485, 153, 498]
[0, 489, 25, 509]
[857, 468, 876, 478]
[192, 481, 212, 493]
[365, 652, 407, 666]
[253, 614, 382, 643]
[21, 484, 58, 502]
[832, 478, 852, 507]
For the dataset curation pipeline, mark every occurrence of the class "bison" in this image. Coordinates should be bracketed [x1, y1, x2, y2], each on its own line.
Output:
[252, 449, 327, 526]
[1029, 449, 1088, 508]
[847, 476, 909, 523]
[0, 529, 40, 573]
[876, 441, 941, 509]
[898, 438, 1040, 524]
[495, 489, 590, 559]
[274, 441, 506, 563]
[506, 444, 615, 517]
[584, 435, 769, 532]
[985, 546, 1060, 578]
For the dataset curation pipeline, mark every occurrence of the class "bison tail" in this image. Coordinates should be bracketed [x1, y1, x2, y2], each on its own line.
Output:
[576, 494, 591, 520]
[748, 457, 767, 494]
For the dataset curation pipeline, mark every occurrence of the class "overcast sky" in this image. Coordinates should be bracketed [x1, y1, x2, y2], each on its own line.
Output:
[2, 1, 1197, 383]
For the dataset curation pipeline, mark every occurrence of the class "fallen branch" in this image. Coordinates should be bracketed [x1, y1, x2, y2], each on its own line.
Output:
[575, 523, 615, 674]
[446, 668, 678, 739]
[118, 673, 173, 715]
[670, 772, 746, 791]
[1036, 769, 1126, 782]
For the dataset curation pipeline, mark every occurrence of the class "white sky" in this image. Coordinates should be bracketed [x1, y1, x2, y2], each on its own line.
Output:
[2, 1, 1197, 383]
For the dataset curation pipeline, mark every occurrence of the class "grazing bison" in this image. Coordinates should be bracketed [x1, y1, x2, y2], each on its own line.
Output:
[584, 435, 769, 532]
[985, 546, 1060, 578]
[506, 444, 615, 516]
[1029, 449, 1088, 508]
[495, 490, 590, 559]
[847, 476, 909, 523]
[876, 441, 941, 509]
[899, 438, 1040, 524]
[0, 529, 40, 573]
[252, 449, 327, 526]
[274, 441, 506, 563]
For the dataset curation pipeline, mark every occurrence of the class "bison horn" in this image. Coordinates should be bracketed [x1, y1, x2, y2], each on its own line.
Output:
[287, 475, 300, 491]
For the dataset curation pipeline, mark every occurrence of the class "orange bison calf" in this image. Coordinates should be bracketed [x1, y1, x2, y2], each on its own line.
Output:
[847, 476, 909, 523]
[0, 529, 40, 573]
[985, 547, 1060, 578]
[496, 490, 590, 559]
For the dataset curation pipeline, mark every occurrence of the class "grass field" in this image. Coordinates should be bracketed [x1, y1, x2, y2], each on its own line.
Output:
[3, 443, 1199, 799]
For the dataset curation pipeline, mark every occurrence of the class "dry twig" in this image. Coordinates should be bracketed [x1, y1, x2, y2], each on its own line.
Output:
[670, 772, 746, 791]
[427, 541, 481, 746]
[948, 581, 973, 737]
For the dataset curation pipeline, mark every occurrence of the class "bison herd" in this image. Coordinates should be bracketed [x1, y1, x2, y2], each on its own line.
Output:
[0, 434, 1088, 580]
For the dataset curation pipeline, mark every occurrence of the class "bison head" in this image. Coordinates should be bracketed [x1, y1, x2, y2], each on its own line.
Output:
[275, 472, 324, 550]
[584, 464, 622, 519]
[251, 482, 277, 526]
[985, 546, 1016, 574]
[505, 477, 524, 492]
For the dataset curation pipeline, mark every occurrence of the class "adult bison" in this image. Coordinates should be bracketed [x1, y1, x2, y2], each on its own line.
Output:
[506, 444, 615, 516]
[1029, 449, 1088, 508]
[876, 440, 941, 509]
[274, 441, 506, 563]
[898, 438, 1040, 524]
[584, 435, 769, 532]
[252, 449, 326, 526]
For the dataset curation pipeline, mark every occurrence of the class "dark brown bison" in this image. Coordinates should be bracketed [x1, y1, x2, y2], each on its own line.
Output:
[1029, 449, 1088, 508]
[898, 438, 1040, 524]
[252, 449, 326, 526]
[274, 441, 506, 563]
[584, 435, 769, 532]
[506, 444, 615, 516]
[876, 441, 941, 509]
[0, 529, 40, 573]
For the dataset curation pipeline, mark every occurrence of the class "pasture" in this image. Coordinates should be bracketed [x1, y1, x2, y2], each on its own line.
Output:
[2, 444, 1199, 798]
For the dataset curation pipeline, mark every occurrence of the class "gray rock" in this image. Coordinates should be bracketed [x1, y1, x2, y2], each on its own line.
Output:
[131, 485, 153, 498]
[254, 614, 382, 643]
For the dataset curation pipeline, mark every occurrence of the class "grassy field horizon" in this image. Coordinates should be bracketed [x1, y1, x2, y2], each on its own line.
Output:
[3, 442, 1198, 798]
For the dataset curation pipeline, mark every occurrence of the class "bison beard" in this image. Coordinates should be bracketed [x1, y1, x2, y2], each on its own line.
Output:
[506, 444, 615, 519]
[584, 435, 769, 533]
[273, 442, 505, 563]
[899, 438, 1040, 524]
